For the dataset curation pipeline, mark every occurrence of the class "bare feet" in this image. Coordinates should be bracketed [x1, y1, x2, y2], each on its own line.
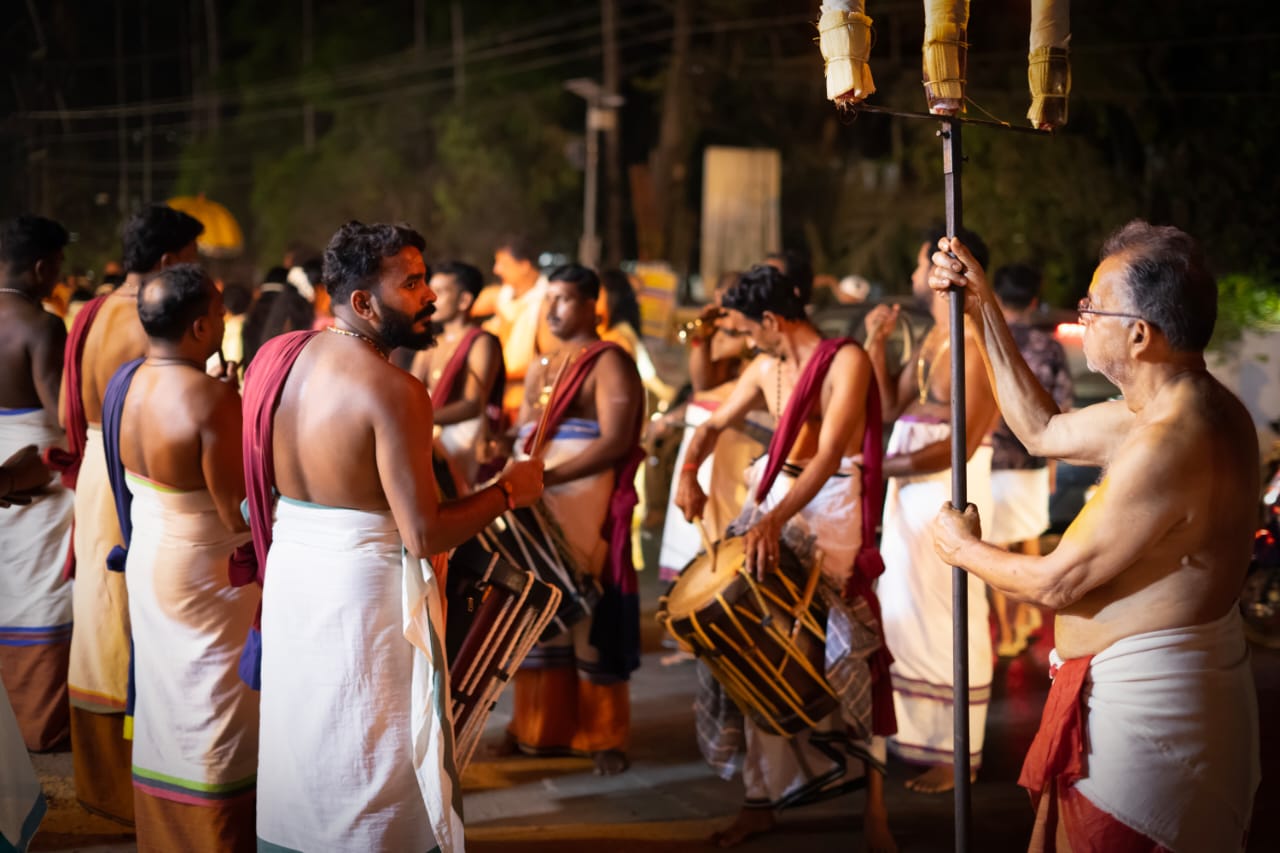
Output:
[904, 763, 976, 794]
[592, 749, 630, 775]
[708, 808, 775, 848]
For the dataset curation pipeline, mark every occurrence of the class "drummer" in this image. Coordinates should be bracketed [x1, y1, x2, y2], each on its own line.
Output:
[675, 264, 896, 850]
[504, 263, 645, 776]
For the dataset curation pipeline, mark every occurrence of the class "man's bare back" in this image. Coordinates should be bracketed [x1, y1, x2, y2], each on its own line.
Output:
[78, 289, 148, 425]
[119, 363, 241, 499]
[0, 295, 65, 414]
[272, 334, 419, 510]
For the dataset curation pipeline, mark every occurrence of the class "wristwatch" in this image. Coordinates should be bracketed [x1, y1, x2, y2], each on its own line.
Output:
[497, 479, 517, 511]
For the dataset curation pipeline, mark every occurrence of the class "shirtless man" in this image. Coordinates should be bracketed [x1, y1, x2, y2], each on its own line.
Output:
[107, 265, 258, 850]
[0, 215, 74, 752]
[245, 221, 542, 852]
[60, 203, 203, 825]
[928, 222, 1260, 850]
[862, 229, 1000, 794]
[409, 261, 503, 484]
[675, 264, 894, 850]
[505, 263, 644, 777]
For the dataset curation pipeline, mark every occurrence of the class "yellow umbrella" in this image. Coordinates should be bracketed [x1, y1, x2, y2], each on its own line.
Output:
[166, 195, 244, 257]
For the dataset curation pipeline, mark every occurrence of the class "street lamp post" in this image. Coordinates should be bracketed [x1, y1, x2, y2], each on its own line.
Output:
[564, 78, 623, 268]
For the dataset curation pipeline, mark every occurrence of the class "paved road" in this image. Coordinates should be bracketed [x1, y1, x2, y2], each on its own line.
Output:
[27, 563, 1280, 852]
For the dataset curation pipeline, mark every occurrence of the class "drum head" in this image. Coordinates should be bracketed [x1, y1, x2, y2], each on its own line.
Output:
[664, 537, 749, 620]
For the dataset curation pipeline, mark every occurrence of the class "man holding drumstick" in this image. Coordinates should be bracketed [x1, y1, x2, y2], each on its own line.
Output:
[675, 264, 896, 850]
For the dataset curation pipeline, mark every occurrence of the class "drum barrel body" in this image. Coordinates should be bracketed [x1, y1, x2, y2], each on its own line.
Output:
[660, 541, 837, 735]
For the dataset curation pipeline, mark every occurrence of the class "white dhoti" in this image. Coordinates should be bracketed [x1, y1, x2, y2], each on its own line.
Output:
[124, 474, 258, 805]
[879, 418, 994, 767]
[439, 417, 482, 486]
[0, 409, 73, 751]
[658, 403, 767, 581]
[68, 426, 130, 712]
[1067, 611, 1260, 851]
[257, 498, 462, 853]
[696, 453, 886, 809]
[0, 680, 44, 853]
[988, 466, 1051, 545]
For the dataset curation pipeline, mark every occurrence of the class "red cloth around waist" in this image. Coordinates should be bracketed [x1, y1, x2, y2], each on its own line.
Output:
[1019, 654, 1094, 808]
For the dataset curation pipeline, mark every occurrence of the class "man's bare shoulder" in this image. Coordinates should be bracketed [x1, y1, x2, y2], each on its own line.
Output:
[598, 342, 641, 381]
[828, 342, 870, 378]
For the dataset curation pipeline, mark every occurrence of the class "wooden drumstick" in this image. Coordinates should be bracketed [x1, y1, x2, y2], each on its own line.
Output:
[530, 351, 573, 459]
[790, 552, 825, 641]
[694, 515, 717, 572]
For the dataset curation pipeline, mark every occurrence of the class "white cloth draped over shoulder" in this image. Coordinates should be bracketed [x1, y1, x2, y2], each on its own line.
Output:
[1067, 610, 1260, 852]
[256, 498, 463, 853]
[878, 417, 994, 767]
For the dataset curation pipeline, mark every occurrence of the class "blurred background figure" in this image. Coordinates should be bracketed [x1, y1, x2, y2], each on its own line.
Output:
[218, 281, 252, 368]
[987, 263, 1074, 657]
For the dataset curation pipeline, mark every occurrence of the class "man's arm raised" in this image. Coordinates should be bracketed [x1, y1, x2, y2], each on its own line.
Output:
[742, 345, 869, 577]
[931, 423, 1188, 609]
[882, 331, 998, 478]
[930, 237, 1133, 466]
[376, 373, 542, 558]
[674, 354, 767, 522]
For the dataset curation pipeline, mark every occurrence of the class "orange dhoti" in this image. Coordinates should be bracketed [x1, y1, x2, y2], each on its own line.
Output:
[508, 623, 630, 754]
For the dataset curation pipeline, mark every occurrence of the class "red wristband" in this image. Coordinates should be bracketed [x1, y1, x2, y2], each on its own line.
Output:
[681, 462, 699, 474]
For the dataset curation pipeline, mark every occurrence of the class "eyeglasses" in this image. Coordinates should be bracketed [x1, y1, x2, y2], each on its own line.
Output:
[1077, 296, 1144, 324]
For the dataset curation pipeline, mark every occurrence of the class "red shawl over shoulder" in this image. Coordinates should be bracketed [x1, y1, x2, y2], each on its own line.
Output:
[432, 326, 506, 439]
[753, 336, 896, 736]
[236, 329, 321, 688]
[521, 339, 644, 679]
[47, 295, 109, 489]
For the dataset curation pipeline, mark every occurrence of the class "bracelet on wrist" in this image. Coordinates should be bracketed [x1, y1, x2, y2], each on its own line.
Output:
[680, 462, 700, 474]
[495, 479, 517, 511]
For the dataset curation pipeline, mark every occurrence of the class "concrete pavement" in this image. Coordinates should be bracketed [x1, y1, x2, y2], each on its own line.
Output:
[27, 560, 1280, 852]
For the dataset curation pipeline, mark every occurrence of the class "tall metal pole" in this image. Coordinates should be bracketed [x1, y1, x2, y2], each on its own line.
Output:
[942, 117, 972, 853]
[580, 104, 601, 267]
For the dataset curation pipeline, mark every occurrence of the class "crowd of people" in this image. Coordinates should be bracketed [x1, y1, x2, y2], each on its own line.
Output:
[0, 203, 1263, 853]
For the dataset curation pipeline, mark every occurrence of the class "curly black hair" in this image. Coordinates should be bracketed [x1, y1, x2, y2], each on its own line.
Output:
[322, 220, 427, 306]
[721, 264, 806, 322]
[122, 205, 204, 274]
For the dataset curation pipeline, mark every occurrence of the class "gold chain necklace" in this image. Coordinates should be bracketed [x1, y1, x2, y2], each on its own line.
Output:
[774, 354, 788, 414]
[0, 287, 37, 304]
[326, 325, 388, 360]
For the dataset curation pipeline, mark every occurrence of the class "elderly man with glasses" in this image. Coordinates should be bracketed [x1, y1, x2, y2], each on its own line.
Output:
[928, 220, 1260, 852]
